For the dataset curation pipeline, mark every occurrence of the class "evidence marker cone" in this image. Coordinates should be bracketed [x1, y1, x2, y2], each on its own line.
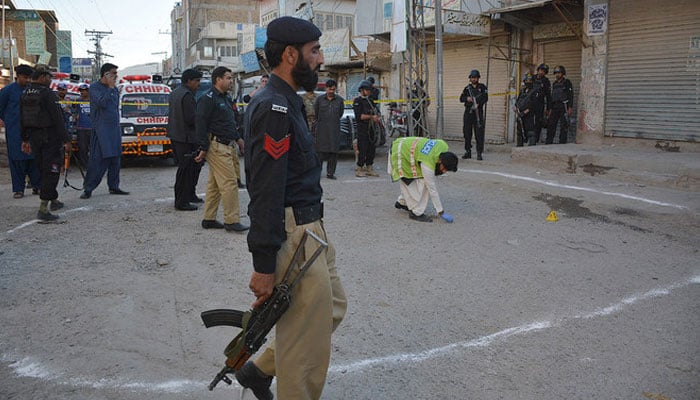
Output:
[546, 211, 559, 222]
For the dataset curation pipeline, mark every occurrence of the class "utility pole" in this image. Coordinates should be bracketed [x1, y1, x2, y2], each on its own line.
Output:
[85, 29, 112, 81]
[434, 0, 444, 139]
[405, 0, 430, 137]
[151, 51, 167, 74]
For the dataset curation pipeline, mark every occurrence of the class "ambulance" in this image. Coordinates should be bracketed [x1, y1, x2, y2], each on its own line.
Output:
[117, 74, 172, 158]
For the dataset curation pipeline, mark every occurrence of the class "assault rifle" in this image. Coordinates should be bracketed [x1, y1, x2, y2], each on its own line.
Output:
[363, 96, 380, 144]
[201, 229, 328, 391]
[561, 100, 572, 132]
[513, 108, 527, 146]
[467, 85, 482, 128]
[63, 146, 85, 191]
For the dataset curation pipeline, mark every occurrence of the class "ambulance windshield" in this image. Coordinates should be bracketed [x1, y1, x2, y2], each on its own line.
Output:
[121, 93, 169, 118]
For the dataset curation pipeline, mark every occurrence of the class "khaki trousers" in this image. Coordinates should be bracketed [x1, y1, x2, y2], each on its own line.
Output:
[203, 139, 240, 224]
[254, 207, 347, 400]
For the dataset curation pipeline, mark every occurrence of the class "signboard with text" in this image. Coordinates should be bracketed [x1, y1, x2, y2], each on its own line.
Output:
[320, 28, 350, 65]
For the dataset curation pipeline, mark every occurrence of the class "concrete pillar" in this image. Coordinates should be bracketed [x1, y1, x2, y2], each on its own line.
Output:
[577, 0, 609, 145]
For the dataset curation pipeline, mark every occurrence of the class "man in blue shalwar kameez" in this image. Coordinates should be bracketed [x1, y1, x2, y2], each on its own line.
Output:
[80, 63, 129, 199]
[0, 64, 40, 198]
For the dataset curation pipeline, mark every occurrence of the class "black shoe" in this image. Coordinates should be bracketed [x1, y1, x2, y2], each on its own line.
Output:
[80, 191, 92, 199]
[224, 222, 249, 232]
[477, 153, 483, 161]
[190, 196, 204, 203]
[175, 203, 198, 211]
[394, 201, 409, 211]
[327, 174, 337, 180]
[462, 151, 471, 159]
[50, 200, 64, 211]
[201, 219, 224, 229]
[32, 187, 40, 195]
[235, 361, 274, 400]
[37, 211, 59, 221]
[409, 211, 433, 222]
[237, 179, 247, 189]
[109, 188, 129, 195]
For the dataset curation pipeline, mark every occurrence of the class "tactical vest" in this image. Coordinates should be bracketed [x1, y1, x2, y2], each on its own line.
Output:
[390, 137, 448, 182]
[516, 87, 533, 111]
[21, 86, 52, 128]
[551, 79, 569, 103]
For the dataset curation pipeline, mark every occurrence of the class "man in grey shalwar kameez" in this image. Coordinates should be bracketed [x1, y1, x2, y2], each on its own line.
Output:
[313, 79, 345, 179]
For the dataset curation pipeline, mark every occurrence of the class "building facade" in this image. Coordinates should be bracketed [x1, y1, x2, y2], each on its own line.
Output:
[353, 0, 700, 148]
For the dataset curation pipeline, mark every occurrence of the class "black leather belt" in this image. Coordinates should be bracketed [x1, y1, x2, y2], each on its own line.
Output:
[292, 203, 323, 225]
[213, 136, 236, 146]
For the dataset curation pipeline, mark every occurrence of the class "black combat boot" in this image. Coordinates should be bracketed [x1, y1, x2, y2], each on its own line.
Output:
[235, 361, 273, 400]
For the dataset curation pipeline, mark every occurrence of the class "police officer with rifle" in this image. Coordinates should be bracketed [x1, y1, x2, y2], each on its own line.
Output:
[20, 69, 71, 221]
[532, 63, 551, 144]
[235, 16, 347, 400]
[513, 72, 541, 147]
[460, 69, 488, 160]
[353, 79, 381, 177]
[546, 65, 574, 144]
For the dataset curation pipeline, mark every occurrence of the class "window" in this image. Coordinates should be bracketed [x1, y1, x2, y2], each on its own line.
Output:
[312, 12, 352, 31]
[262, 11, 278, 26]
[313, 13, 325, 30]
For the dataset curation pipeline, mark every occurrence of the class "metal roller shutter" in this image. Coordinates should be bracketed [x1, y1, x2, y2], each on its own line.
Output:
[544, 39, 582, 142]
[605, 0, 700, 141]
[427, 36, 510, 143]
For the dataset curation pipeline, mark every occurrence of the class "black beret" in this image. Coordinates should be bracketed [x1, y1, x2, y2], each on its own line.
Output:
[182, 68, 203, 83]
[267, 16, 321, 45]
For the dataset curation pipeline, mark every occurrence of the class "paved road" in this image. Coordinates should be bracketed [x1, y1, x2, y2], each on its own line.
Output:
[1, 145, 698, 400]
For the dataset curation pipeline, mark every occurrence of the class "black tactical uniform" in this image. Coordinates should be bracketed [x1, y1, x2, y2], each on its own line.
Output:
[546, 74, 574, 144]
[244, 73, 322, 273]
[460, 81, 488, 158]
[20, 82, 69, 203]
[352, 91, 378, 170]
[532, 74, 551, 143]
[515, 81, 541, 146]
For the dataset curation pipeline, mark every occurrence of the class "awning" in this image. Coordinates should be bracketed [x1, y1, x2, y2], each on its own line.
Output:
[486, 0, 552, 14]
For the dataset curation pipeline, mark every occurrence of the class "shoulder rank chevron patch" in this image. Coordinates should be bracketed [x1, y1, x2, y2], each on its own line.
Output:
[264, 134, 290, 160]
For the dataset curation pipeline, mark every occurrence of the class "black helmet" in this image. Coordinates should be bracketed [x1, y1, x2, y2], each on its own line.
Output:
[468, 69, 480, 78]
[523, 72, 533, 82]
[553, 65, 566, 75]
[537, 63, 549, 74]
[358, 80, 372, 90]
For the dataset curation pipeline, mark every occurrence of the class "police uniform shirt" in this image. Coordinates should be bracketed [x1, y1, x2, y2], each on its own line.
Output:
[460, 83, 488, 110]
[244, 73, 322, 274]
[532, 76, 551, 110]
[551, 78, 574, 107]
[195, 87, 239, 151]
[352, 95, 376, 133]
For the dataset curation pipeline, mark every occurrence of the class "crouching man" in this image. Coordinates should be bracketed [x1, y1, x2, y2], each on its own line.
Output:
[388, 137, 458, 223]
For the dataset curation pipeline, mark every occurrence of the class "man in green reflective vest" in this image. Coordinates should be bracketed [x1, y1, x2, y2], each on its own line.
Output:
[388, 137, 458, 223]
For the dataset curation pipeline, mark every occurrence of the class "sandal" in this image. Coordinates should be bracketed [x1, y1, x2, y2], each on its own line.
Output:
[13, 192, 24, 199]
